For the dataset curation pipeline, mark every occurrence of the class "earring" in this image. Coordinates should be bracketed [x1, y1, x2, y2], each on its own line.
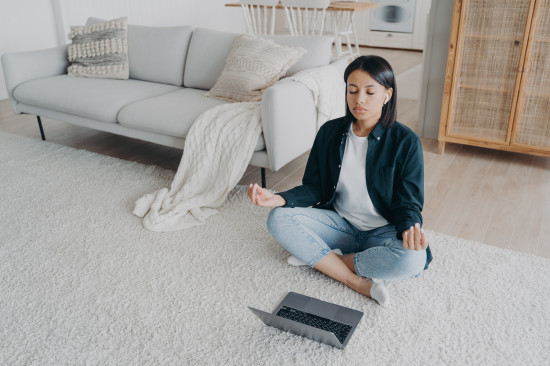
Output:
[384, 98, 389, 105]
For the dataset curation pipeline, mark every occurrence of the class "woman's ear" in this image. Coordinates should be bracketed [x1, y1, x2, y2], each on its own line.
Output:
[384, 88, 393, 105]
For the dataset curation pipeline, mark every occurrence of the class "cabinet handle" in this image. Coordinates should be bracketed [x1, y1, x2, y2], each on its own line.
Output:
[387, 33, 393, 37]
[514, 40, 521, 46]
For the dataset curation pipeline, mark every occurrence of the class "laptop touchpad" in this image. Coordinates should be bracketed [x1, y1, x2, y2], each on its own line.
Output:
[304, 300, 339, 318]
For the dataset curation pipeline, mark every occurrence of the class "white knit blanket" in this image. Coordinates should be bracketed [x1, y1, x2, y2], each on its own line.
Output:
[133, 65, 345, 232]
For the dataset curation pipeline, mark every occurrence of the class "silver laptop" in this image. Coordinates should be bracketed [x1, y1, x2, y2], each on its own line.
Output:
[248, 292, 363, 349]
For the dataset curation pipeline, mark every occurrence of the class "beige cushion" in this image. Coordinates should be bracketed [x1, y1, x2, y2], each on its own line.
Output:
[67, 17, 129, 79]
[205, 34, 305, 102]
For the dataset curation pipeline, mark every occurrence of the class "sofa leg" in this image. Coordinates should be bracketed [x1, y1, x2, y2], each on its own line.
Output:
[261, 168, 266, 188]
[37, 116, 46, 141]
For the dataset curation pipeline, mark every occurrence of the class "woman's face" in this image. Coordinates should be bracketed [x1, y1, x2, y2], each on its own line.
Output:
[346, 69, 392, 125]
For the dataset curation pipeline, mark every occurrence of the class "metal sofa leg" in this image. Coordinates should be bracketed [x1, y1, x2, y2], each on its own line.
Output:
[261, 167, 266, 188]
[37, 116, 46, 141]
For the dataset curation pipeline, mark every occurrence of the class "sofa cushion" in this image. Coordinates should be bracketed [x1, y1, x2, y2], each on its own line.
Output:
[265, 35, 334, 76]
[184, 28, 239, 90]
[184, 28, 333, 90]
[13, 75, 181, 123]
[86, 17, 192, 86]
[204, 34, 305, 102]
[68, 17, 129, 80]
[117, 88, 266, 151]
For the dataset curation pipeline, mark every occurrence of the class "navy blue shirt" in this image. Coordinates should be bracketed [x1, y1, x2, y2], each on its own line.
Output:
[278, 117, 432, 269]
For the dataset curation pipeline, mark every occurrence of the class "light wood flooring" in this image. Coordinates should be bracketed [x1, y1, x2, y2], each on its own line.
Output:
[1, 46, 549, 259]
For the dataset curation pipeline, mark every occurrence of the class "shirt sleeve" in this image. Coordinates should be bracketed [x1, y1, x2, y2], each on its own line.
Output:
[390, 135, 424, 235]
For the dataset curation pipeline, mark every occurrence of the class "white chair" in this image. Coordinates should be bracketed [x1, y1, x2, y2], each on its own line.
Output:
[329, 1, 360, 59]
[240, 0, 279, 36]
[281, 0, 331, 36]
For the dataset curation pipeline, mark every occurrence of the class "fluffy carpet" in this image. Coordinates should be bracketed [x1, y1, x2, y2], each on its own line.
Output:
[1, 132, 549, 366]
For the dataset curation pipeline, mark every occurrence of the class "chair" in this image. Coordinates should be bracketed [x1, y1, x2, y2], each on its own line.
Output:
[328, 0, 360, 59]
[240, 0, 279, 36]
[281, 0, 331, 36]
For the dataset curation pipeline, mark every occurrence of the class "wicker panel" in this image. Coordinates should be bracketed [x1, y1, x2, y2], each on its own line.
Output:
[449, 87, 512, 141]
[458, 37, 523, 91]
[532, 0, 550, 39]
[463, 0, 530, 38]
[513, 1, 550, 148]
[514, 96, 550, 147]
[523, 39, 550, 95]
[446, 0, 531, 143]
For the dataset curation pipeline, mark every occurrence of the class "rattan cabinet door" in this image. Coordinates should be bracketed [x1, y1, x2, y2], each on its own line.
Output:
[446, 0, 531, 143]
[512, 0, 550, 150]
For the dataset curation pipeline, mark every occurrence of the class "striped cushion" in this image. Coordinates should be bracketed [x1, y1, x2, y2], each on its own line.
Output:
[205, 34, 305, 102]
[67, 17, 129, 79]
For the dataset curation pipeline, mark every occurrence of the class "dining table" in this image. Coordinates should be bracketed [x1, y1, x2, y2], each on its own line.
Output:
[225, 1, 379, 58]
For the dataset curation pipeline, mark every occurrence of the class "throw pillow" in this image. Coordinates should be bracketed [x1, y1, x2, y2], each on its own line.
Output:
[67, 17, 129, 79]
[205, 34, 306, 102]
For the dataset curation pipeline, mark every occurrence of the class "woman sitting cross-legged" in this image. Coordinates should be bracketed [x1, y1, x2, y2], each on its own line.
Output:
[247, 55, 432, 306]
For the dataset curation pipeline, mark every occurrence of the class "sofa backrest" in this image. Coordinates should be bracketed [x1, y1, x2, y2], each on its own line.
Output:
[86, 18, 192, 86]
[183, 27, 334, 90]
[266, 34, 334, 76]
[183, 28, 239, 91]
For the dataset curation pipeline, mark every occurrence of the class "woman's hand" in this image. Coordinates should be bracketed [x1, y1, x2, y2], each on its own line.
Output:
[247, 183, 286, 207]
[402, 223, 428, 251]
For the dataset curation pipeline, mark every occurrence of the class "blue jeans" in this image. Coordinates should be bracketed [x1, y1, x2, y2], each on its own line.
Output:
[267, 207, 426, 281]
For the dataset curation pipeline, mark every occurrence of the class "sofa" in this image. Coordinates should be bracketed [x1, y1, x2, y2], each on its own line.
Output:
[1, 18, 348, 187]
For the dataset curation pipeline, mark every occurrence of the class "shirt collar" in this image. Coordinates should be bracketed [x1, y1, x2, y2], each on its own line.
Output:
[370, 122, 387, 142]
[344, 119, 388, 142]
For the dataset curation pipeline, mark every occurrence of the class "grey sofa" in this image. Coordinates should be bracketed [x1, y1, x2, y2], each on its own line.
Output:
[2, 19, 347, 186]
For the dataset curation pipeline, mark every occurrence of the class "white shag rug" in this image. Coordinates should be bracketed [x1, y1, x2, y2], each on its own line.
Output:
[1, 132, 549, 366]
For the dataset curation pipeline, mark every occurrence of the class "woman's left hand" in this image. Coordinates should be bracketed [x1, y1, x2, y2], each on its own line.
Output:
[402, 223, 428, 251]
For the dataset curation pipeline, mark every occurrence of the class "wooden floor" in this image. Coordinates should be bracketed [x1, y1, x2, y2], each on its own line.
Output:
[2, 47, 549, 259]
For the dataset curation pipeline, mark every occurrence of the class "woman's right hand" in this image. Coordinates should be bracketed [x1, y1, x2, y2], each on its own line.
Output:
[247, 183, 286, 207]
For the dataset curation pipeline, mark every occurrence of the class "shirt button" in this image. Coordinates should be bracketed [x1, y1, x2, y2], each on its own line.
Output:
[338, 165, 341, 168]
[377, 137, 380, 141]
[333, 186, 336, 189]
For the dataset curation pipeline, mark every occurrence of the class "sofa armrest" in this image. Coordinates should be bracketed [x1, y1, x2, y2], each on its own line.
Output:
[1, 45, 69, 113]
[261, 81, 317, 171]
[330, 56, 350, 77]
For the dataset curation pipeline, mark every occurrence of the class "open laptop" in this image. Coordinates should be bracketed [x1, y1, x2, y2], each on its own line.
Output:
[248, 292, 363, 349]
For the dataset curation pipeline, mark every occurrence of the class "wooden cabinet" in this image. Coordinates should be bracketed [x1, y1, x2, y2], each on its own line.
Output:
[438, 0, 550, 157]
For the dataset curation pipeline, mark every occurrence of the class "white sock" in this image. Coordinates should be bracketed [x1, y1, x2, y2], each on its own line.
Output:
[370, 279, 390, 306]
[287, 249, 343, 267]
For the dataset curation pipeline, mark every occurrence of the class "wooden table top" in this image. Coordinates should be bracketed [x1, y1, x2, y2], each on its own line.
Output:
[225, 1, 379, 12]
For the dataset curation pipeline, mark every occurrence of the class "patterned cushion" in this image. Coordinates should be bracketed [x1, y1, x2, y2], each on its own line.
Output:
[205, 34, 306, 102]
[67, 17, 129, 79]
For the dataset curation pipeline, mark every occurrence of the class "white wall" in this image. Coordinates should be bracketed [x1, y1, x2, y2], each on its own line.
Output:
[417, 0, 454, 139]
[0, 0, 246, 101]
[58, 0, 245, 36]
[0, 0, 59, 100]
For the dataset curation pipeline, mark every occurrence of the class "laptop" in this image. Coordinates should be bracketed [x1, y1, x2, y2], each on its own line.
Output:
[248, 292, 363, 349]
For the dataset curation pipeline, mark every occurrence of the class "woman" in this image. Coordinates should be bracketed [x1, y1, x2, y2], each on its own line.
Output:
[247, 55, 432, 306]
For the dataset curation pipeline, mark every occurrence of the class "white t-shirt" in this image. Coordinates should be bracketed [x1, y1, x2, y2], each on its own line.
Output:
[333, 128, 389, 231]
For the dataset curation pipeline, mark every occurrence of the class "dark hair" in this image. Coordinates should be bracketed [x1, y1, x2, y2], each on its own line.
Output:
[344, 55, 397, 128]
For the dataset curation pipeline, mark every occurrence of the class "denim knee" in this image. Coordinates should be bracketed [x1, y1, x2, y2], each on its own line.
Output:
[354, 245, 426, 281]
[266, 207, 289, 236]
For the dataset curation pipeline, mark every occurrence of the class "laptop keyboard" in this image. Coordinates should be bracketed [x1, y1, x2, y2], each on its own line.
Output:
[276, 305, 352, 344]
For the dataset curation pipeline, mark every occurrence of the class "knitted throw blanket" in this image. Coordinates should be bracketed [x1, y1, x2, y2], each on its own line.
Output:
[133, 65, 345, 232]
